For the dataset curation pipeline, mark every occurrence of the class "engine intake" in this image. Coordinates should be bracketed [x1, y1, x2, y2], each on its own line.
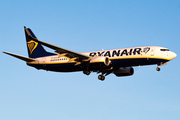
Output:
[90, 57, 111, 66]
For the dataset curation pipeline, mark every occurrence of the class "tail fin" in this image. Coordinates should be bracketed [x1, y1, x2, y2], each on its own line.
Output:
[24, 27, 55, 58]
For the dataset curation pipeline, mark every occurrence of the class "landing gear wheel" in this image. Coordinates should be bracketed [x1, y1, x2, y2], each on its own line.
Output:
[83, 70, 90, 75]
[156, 67, 160, 71]
[98, 75, 102, 80]
[101, 76, 105, 81]
[98, 75, 105, 81]
[86, 71, 90, 75]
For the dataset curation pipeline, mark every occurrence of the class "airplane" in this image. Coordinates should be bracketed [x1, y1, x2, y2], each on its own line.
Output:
[3, 27, 177, 81]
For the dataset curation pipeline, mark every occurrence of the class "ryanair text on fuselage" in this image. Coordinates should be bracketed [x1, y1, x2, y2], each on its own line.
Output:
[89, 47, 150, 57]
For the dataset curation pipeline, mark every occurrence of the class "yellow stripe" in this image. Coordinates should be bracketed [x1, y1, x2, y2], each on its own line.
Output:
[25, 27, 30, 36]
[27, 56, 170, 65]
[109, 56, 171, 61]
[28, 61, 76, 65]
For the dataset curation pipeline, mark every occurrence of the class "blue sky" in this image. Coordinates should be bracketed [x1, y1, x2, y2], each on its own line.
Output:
[1, 0, 180, 120]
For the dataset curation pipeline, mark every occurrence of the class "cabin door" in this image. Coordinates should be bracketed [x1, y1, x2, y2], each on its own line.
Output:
[150, 48, 155, 56]
[43, 58, 46, 68]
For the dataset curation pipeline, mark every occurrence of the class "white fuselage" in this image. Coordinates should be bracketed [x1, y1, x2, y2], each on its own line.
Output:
[31, 46, 176, 65]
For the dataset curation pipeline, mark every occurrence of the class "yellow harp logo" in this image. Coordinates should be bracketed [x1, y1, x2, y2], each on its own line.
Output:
[27, 40, 38, 55]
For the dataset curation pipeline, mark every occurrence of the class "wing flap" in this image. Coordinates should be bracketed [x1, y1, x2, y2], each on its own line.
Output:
[3, 51, 35, 62]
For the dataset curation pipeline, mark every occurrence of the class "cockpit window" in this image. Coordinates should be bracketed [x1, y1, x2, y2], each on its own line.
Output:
[160, 49, 169, 51]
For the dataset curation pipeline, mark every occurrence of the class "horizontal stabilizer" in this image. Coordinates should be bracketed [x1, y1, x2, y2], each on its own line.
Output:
[3, 51, 35, 62]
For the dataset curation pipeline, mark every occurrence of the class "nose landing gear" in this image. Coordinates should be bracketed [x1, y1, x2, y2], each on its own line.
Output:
[156, 63, 161, 71]
[156, 67, 160, 71]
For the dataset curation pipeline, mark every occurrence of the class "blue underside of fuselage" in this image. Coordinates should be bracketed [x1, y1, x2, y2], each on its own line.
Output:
[27, 58, 169, 72]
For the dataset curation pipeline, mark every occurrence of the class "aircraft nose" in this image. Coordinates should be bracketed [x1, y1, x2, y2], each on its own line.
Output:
[169, 51, 177, 60]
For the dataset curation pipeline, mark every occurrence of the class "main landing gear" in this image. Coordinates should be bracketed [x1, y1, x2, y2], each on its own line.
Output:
[83, 70, 90, 75]
[83, 70, 106, 81]
[98, 74, 105, 81]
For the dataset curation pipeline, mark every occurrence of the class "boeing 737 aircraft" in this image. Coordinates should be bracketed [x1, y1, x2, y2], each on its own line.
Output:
[3, 27, 177, 81]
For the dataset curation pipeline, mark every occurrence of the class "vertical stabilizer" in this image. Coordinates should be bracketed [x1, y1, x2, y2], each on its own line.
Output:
[24, 27, 55, 58]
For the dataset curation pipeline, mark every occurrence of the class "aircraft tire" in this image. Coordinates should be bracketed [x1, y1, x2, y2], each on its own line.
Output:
[83, 70, 90, 75]
[98, 75, 105, 81]
[156, 67, 160, 71]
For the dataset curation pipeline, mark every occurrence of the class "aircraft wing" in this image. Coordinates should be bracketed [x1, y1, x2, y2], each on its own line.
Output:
[3, 51, 35, 62]
[28, 34, 90, 61]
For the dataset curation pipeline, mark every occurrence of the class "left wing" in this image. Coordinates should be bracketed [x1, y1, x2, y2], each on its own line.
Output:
[25, 27, 90, 62]
[3, 51, 35, 62]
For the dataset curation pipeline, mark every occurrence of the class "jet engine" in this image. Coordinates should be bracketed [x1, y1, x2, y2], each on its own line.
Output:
[114, 67, 134, 77]
[90, 57, 111, 66]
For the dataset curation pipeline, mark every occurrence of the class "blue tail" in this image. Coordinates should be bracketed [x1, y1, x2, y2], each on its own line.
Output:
[24, 27, 55, 58]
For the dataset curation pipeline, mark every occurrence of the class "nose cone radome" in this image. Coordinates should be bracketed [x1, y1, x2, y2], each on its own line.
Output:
[169, 52, 177, 60]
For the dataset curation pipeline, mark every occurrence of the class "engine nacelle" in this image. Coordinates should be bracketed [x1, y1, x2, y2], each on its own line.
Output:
[114, 67, 134, 77]
[90, 57, 111, 66]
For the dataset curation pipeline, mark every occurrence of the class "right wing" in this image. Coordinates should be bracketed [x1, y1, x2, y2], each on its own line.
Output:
[25, 27, 90, 62]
